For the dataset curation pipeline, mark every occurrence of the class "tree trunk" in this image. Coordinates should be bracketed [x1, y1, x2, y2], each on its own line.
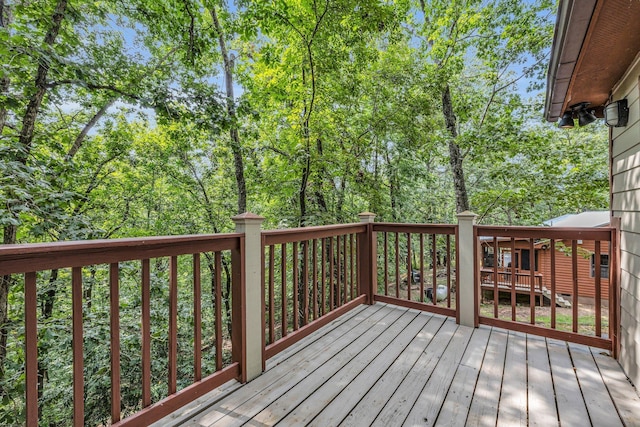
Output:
[442, 84, 469, 213]
[210, 6, 247, 215]
[0, 0, 68, 395]
[17, 0, 67, 163]
[0, 0, 10, 136]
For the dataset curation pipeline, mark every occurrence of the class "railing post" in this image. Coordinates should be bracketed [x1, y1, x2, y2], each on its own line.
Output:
[610, 216, 621, 359]
[232, 212, 265, 382]
[358, 212, 377, 304]
[457, 211, 478, 327]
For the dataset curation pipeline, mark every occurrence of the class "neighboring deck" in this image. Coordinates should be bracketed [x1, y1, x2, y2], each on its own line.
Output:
[156, 303, 640, 426]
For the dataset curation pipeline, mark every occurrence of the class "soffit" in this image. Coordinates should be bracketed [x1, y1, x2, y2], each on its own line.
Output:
[545, 0, 640, 121]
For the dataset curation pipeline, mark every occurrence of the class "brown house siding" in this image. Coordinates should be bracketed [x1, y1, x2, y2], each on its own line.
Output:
[537, 240, 610, 300]
[486, 239, 610, 300]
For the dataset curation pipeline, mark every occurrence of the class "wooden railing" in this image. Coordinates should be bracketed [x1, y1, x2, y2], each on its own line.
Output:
[262, 223, 369, 360]
[475, 222, 620, 355]
[372, 223, 457, 319]
[480, 268, 543, 293]
[0, 234, 243, 427]
[2, 212, 622, 426]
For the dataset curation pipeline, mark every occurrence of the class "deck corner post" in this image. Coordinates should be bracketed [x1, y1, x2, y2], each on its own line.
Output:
[358, 212, 377, 304]
[457, 211, 477, 328]
[232, 212, 265, 382]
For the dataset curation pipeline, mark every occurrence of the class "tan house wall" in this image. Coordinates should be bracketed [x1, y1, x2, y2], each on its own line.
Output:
[611, 55, 640, 387]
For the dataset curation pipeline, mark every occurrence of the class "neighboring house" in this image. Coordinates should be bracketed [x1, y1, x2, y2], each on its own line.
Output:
[545, 0, 640, 387]
[481, 211, 611, 301]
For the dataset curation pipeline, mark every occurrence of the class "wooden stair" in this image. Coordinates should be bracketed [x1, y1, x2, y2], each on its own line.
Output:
[540, 286, 572, 308]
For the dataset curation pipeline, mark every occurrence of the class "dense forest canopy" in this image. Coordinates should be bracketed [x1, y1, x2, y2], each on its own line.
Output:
[0, 0, 609, 424]
[0, 0, 608, 242]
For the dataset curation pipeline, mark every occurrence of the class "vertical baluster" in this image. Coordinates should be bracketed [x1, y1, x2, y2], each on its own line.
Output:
[595, 241, 602, 337]
[215, 252, 223, 371]
[321, 238, 326, 316]
[395, 233, 400, 298]
[193, 254, 201, 381]
[141, 259, 151, 407]
[550, 239, 556, 330]
[407, 233, 412, 301]
[530, 239, 535, 325]
[110, 263, 121, 423]
[572, 239, 578, 333]
[336, 235, 341, 306]
[419, 234, 425, 303]
[493, 237, 498, 317]
[343, 234, 348, 303]
[312, 239, 318, 320]
[384, 232, 389, 296]
[446, 234, 451, 307]
[72, 267, 84, 427]
[350, 234, 355, 300]
[329, 237, 335, 311]
[293, 241, 299, 330]
[281, 243, 287, 337]
[432, 234, 437, 306]
[303, 240, 309, 324]
[169, 256, 178, 394]
[268, 246, 275, 344]
[510, 238, 516, 321]
[25, 272, 38, 427]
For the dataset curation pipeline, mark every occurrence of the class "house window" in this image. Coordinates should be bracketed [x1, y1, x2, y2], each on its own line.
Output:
[483, 246, 494, 267]
[591, 254, 609, 279]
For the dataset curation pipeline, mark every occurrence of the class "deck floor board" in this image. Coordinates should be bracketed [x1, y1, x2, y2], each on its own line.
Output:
[170, 303, 640, 427]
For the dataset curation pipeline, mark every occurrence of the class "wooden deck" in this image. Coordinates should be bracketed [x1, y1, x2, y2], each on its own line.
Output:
[155, 303, 640, 427]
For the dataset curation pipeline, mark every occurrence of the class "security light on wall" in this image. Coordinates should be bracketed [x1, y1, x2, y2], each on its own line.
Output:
[604, 99, 629, 127]
[558, 102, 596, 128]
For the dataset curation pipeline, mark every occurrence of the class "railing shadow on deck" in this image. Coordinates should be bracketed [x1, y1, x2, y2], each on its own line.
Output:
[0, 211, 620, 426]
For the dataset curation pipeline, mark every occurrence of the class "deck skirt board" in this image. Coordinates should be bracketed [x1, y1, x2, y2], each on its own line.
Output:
[172, 303, 640, 427]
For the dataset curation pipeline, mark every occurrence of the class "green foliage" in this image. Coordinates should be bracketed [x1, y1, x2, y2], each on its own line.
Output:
[0, 0, 610, 424]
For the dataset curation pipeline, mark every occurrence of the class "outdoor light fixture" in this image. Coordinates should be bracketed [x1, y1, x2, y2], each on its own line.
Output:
[558, 102, 596, 128]
[604, 99, 629, 127]
[578, 105, 597, 126]
[558, 111, 575, 128]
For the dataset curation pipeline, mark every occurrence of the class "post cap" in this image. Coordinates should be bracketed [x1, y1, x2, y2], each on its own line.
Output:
[456, 210, 477, 219]
[358, 212, 376, 223]
[231, 212, 265, 223]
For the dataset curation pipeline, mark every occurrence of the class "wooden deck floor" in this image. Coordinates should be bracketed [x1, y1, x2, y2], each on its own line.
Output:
[156, 303, 640, 427]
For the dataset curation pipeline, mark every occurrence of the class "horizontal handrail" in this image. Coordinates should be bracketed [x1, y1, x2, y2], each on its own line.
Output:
[0, 234, 243, 275]
[476, 225, 613, 241]
[263, 223, 366, 245]
[373, 223, 456, 234]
